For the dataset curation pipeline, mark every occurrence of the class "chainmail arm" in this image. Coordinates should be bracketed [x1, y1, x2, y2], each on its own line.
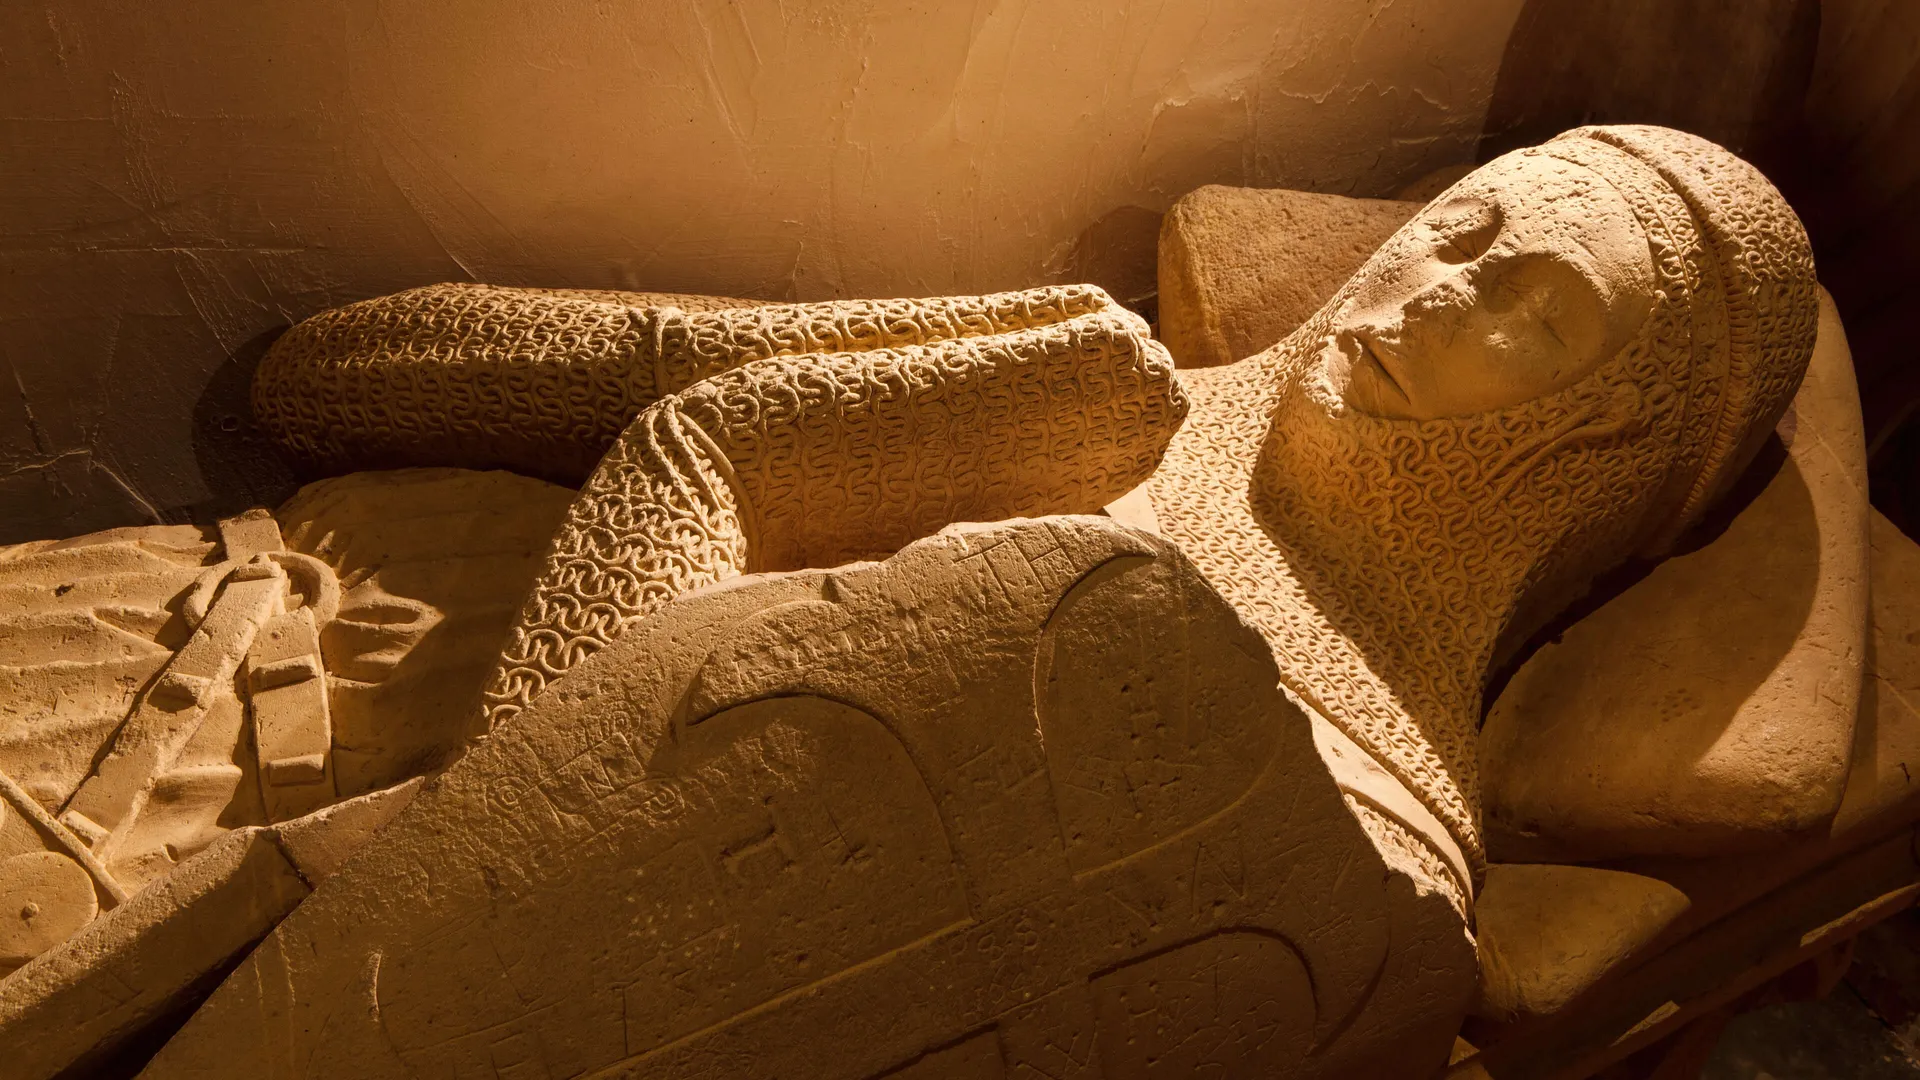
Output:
[480, 306, 1188, 729]
[253, 282, 1118, 485]
[481, 403, 749, 730]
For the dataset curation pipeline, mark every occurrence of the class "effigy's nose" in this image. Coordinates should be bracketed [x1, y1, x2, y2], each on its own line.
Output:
[1404, 271, 1479, 321]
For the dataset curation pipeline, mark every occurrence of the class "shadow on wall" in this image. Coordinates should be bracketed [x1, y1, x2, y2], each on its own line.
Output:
[0, 446, 158, 547]
[1476, 0, 1920, 542]
[181, 328, 299, 527]
[1768, 0, 1920, 542]
[1477, 0, 1820, 161]
[0, 328, 298, 547]
[1059, 206, 1167, 329]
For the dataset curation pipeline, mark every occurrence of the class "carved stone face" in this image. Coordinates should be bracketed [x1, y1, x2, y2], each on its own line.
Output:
[1243, 126, 1819, 872]
[1327, 151, 1658, 420]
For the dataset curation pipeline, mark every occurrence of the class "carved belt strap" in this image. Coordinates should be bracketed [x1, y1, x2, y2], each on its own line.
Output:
[57, 511, 341, 893]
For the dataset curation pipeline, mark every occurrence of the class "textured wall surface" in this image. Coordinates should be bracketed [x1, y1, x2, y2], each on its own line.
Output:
[0, 0, 1527, 543]
[1777, 0, 1920, 538]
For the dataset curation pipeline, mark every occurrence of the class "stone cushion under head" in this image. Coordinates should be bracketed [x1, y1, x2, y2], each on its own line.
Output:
[1156, 185, 1421, 368]
[1481, 289, 1867, 862]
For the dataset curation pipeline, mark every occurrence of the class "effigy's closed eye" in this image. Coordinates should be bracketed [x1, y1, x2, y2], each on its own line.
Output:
[1470, 252, 1611, 387]
[1427, 197, 1503, 264]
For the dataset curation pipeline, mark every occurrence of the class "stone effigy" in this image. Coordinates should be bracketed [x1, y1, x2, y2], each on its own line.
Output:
[1145, 124, 1818, 893]
[143, 516, 1477, 1079]
[0, 124, 1872, 1078]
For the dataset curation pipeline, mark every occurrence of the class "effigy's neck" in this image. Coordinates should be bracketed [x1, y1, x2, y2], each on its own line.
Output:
[1142, 342, 1510, 877]
[1243, 350, 1599, 870]
[1251, 360, 1549, 710]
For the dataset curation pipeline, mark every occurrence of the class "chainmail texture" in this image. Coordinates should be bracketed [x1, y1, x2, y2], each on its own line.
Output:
[482, 302, 1187, 728]
[1148, 127, 1816, 879]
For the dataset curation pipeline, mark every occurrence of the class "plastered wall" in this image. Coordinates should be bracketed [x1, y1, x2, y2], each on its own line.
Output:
[0, 0, 1527, 542]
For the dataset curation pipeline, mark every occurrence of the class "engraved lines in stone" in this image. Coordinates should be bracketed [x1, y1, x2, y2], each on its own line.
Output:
[382, 702, 962, 1078]
[679, 596, 967, 731]
[587, 770, 1324, 1079]
[579, 700, 971, 1075]
[370, 911, 567, 1073]
[590, 815, 1328, 1079]
[474, 530, 1342, 1079]
[1084, 928, 1318, 1074]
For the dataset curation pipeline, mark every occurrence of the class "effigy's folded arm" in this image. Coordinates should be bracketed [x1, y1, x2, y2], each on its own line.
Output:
[482, 303, 1189, 728]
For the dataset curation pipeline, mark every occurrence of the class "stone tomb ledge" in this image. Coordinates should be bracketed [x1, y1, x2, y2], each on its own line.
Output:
[1456, 506, 1920, 1079]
